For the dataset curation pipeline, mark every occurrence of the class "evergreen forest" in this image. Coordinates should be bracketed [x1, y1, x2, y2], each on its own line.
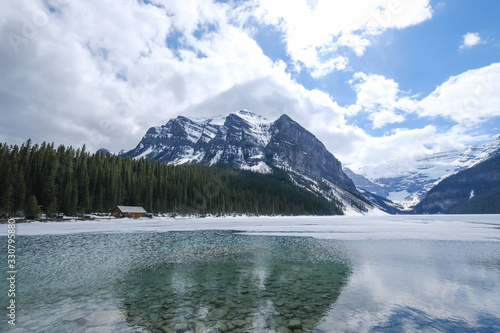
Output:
[0, 140, 343, 218]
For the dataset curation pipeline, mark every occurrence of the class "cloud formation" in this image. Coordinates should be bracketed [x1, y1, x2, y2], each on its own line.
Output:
[346, 73, 416, 128]
[416, 63, 500, 124]
[460, 32, 486, 50]
[252, 0, 433, 77]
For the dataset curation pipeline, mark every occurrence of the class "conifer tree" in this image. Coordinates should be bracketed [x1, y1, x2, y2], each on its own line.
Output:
[25, 194, 41, 219]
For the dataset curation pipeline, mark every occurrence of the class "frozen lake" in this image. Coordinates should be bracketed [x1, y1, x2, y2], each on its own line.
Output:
[1, 215, 500, 332]
[8, 214, 500, 241]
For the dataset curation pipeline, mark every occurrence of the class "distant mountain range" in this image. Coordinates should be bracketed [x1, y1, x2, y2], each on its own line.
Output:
[346, 135, 500, 209]
[121, 110, 376, 215]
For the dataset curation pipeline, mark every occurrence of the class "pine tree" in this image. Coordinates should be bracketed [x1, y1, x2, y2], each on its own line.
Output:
[25, 194, 41, 219]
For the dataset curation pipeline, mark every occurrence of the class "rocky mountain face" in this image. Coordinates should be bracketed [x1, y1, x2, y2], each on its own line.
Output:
[122, 110, 373, 215]
[264, 115, 356, 191]
[349, 135, 500, 208]
[413, 155, 500, 214]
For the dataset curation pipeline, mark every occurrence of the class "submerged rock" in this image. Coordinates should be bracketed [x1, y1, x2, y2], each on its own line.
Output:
[173, 322, 189, 331]
[287, 319, 302, 330]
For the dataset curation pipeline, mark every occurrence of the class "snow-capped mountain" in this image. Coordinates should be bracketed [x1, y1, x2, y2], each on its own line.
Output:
[122, 110, 378, 215]
[349, 135, 500, 208]
[124, 110, 272, 171]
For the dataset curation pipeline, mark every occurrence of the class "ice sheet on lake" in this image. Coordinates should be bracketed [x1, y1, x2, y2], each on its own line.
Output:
[4, 215, 500, 242]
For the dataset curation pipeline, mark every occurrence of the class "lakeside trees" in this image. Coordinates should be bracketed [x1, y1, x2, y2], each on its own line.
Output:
[0, 140, 342, 217]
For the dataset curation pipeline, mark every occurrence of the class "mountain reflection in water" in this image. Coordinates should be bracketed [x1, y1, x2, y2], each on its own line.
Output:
[116, 235, 350, 332]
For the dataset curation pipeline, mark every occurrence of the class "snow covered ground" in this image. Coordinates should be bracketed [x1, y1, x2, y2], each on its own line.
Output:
[5, 215, 500, 241]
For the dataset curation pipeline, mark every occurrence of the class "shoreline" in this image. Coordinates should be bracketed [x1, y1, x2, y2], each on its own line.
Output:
[1, 214, 499, 242]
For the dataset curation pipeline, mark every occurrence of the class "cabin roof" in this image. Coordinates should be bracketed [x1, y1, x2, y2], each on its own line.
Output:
[114, 206, 147, 213]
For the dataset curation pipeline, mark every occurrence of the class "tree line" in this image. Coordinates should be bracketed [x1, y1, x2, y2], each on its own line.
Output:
[0, 140, 343, 218]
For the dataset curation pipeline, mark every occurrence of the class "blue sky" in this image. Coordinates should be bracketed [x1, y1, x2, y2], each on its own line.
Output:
[1, 0, 499, 169]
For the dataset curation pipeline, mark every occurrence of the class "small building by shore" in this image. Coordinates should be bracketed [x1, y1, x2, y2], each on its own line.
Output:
[111, 206, 147, 218]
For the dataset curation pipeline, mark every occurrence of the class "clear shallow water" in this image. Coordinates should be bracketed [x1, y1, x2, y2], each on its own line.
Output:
[1, 229, 500, 332]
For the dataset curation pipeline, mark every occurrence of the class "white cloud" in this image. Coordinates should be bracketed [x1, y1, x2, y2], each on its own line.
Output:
[416, 63, 500, 124]
[460, 32, 486, 50]
[252, 0, 433, 77]
[343, 63, 500, 131]
[337, 33, 371, 57]
[310, 56, 348, 78]
[346, 72, 416, 128]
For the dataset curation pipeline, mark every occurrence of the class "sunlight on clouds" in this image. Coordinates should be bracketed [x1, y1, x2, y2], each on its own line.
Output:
[310, 56, 348, 78]
[370, 110, 406, 129]
[346, 72, 416, 128]
[344, 63, 500, 132]
[252, 0, 433, 77]
[337, 33, 371, 57]
[417, 63, 500, 124]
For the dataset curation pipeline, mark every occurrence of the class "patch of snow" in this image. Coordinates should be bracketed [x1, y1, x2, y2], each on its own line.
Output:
[183, 121, 205, 144]
[240, 161, 272, 174]
[209, 150, 223, 166]
[469, 190, 475, 200]
[174, 148, 205, 165]
[208, 115, 227, 126]
[399, 196, 421, 210]
[133, 147, 153, 159]
[231, 110, 273, 146]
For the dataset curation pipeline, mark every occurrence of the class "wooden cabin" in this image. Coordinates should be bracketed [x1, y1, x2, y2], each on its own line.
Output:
[111, 206, 147, 218]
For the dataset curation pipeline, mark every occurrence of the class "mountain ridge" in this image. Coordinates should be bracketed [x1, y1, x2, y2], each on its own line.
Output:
[121, 110, 375, 215]
[348, 135, 500, 207]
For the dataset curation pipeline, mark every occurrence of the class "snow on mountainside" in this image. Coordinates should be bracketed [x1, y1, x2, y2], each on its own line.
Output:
[350, 135, 500, 207]
[452, 134, 500, 168]
[124, 110, 273, 170]
[122, 110, 378, 215]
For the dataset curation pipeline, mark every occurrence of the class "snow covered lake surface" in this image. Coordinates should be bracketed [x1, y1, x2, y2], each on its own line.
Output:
[1, 215, 500, 332]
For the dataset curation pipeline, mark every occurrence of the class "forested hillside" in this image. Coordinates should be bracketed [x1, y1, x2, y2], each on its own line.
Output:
[0, 140, 343, 218]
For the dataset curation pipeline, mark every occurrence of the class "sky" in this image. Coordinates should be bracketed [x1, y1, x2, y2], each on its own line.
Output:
[1, 0, 499, 170]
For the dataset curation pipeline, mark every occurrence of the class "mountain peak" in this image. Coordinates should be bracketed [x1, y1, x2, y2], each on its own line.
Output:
[230, 109, 272, 126]
[232, 109, 255, 117]
[277, 113, 293, 122]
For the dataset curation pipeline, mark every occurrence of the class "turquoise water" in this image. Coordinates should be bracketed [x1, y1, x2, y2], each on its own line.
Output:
[1, 231, 500, 332]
